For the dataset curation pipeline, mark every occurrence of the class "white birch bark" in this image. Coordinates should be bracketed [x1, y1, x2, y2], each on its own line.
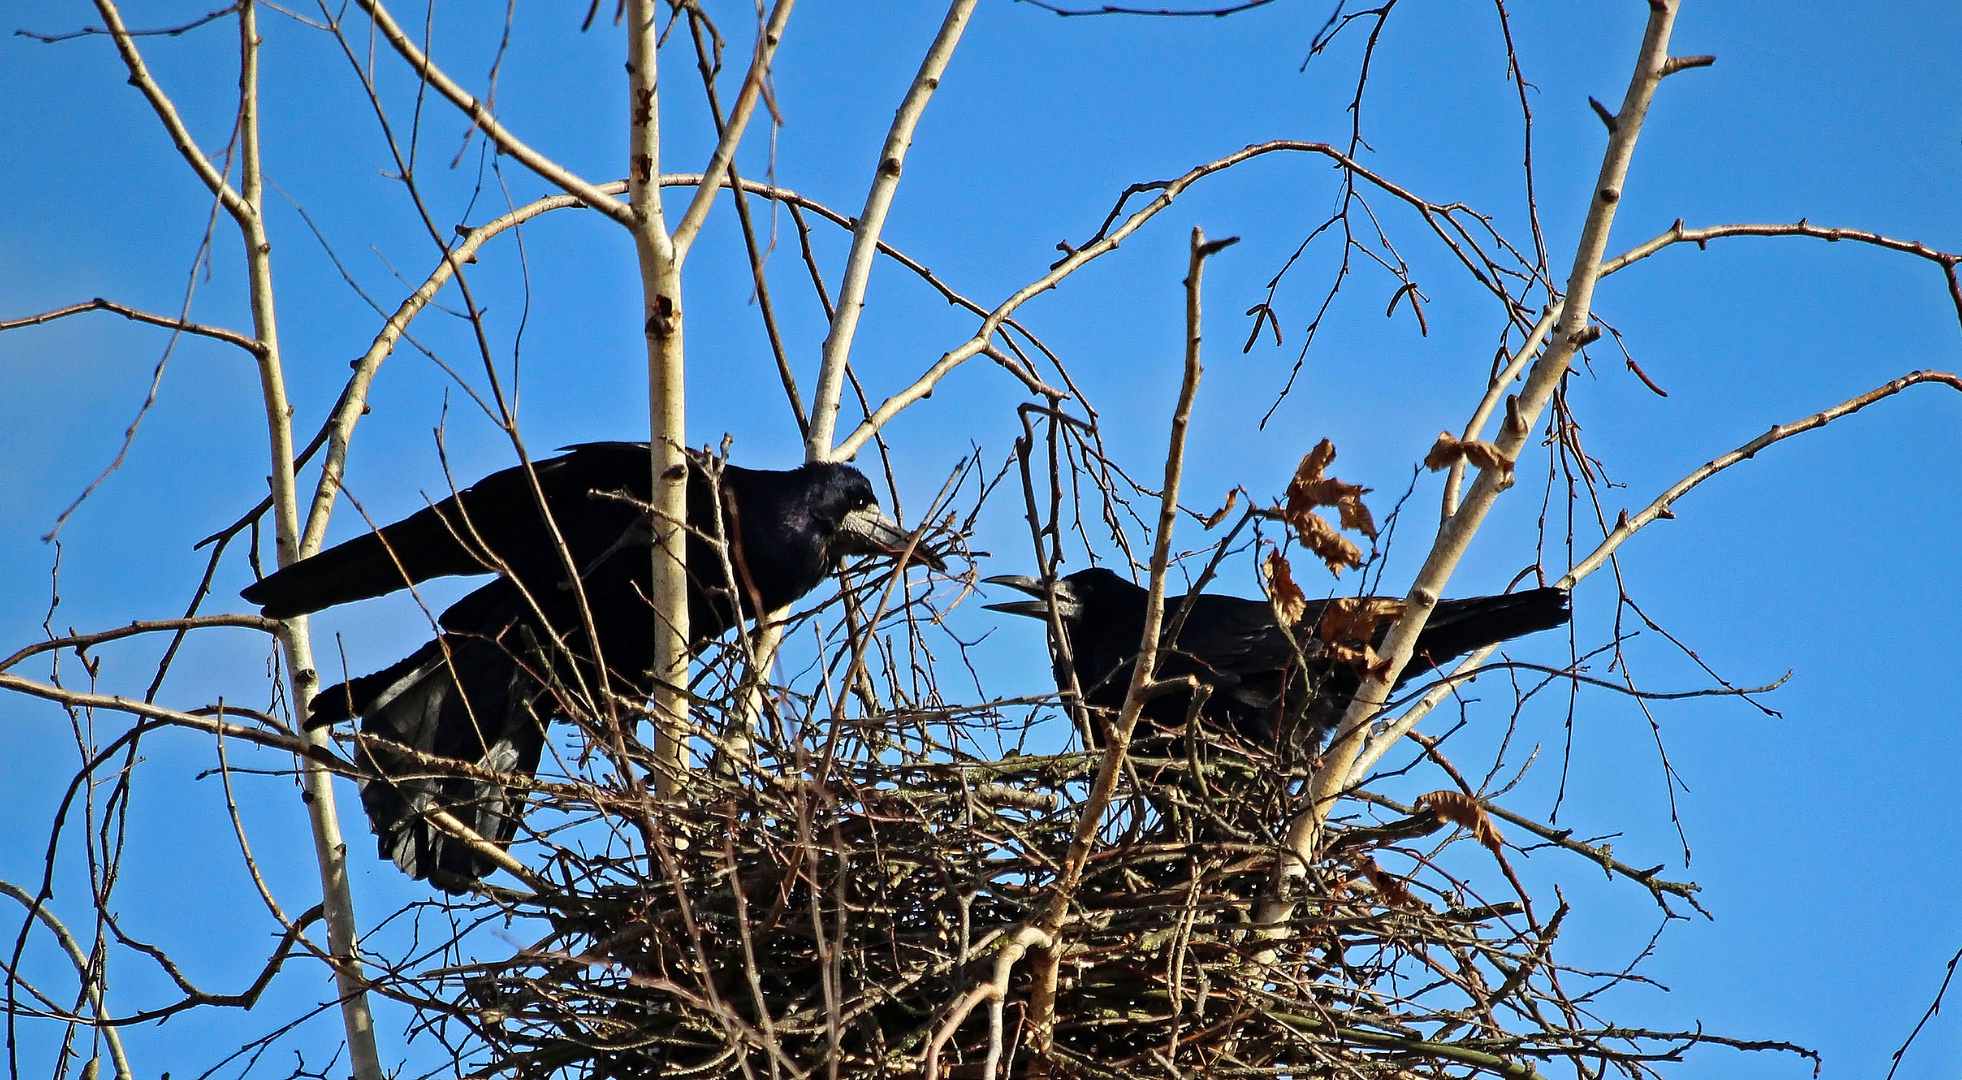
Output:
[805, 0, 979, 462]
[1261, 0, 1692, 930]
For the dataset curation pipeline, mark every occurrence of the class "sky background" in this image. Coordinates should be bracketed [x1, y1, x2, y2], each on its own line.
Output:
[2, 2, 1959, 1078]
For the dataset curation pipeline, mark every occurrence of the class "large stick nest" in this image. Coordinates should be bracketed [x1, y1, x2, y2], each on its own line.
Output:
[371, 704, 1728, 1080]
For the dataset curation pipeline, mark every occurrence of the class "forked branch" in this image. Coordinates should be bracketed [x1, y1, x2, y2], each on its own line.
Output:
[807, 0, 979, 461]
[1267, 0, 1691, 922]
[1362, 368, 1962, 779]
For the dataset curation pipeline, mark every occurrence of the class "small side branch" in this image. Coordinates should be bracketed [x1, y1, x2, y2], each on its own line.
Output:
[0, 298, 267, 356]
[0, 881, 134, 1080]
[0, 674, 344, 763]
[0, 615, 279, 674]
[1023, 229, 1233, 1050]
[831, 140, 1399, 460]
[1600, 218, 1962, 330]
[350, 0, 633, 226]
[669, 0, 795, 260]
[297, 184, 630, 557]
[1565, 368, 1962, 584]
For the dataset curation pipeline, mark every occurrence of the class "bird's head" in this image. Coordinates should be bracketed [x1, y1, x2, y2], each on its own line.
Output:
[806, 464, 945, 571]
[982, 566, 1134, 624]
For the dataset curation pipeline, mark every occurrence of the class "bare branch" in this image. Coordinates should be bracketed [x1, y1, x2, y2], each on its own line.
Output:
[87, 0, 248, 219]
[0, 298, 266, 356]
[350, 0, 634, 227]
[1660, 53, 1716, 76]
[0, 881, 134, 1080]
[669, 0, 794, 260]
[1889, 944, 1962, 1080]
[807, 0, 979, 461]
[0, 615, 279, 674]
[1562, 369, 1962, 585]
[0, 674, 343, 762]
[17, 2, 237, 43]
[1601, 218, 1962, 329]
[298, 184, 627, 556]
[83, 2, 381, 1068]
[833, 140, 1420, 461]
[1269, 0, 1690, 920]
[1357, 369, 1961, 781]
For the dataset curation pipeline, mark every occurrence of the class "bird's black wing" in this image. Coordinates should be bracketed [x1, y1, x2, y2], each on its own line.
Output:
[1161, 593, 1303, 678]
[1158, 592, 1327, 744]
[241, 442, 651, 618]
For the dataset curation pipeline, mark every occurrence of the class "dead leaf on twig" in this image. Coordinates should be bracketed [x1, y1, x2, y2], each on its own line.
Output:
[1313, 596, 1405, 676]
[1323, 641, 1394, 681]
[1358, 856, 1414, 907]
[1279, 439, 1375, 575]
[1286, 439, 1377, 539]
[1415, 790, 1505, 855]
[1203, 488, 1240, 529]
[1317, 596, 1406, 648]
[1296, 513, 1362, 576]
[1262, 549, 1308, 626]
[1424, 432, 1514, 475]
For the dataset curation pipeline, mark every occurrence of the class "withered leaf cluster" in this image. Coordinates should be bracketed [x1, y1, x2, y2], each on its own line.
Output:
[1280, 439, 1377, 574]
[1260, 556, 1406, 679]
[1314, 595, 1407, 678]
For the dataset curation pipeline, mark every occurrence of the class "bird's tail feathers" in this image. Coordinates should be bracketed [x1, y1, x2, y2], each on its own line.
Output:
[1409, 587, 1571, 671]
[328, 637, 543, 890]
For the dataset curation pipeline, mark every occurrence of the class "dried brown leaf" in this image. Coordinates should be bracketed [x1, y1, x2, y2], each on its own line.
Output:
[1280, 439, 1375, 570]
[1322, 641, 1370, 668]
[1285, 441, 1378, 532]
[1415, 790, 1505, 855]
[1290, 439, 1337, 490]
[1358, 856, 1414, 907]
[1262, 549, 1308, 626]
[1325, 644, 1393, 687]
[1317, 596, 1407, 648]
[1202, 488, 1240, 529]
[1424, 432, 1514, 475]
[1335, 492, 1378, 539]
[1291, 476, 1366, 508]
[1296, 511, 1363, 575]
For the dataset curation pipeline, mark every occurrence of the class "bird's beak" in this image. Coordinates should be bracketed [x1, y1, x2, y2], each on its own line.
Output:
[983, 599, 1051, 619]
[982, 574, 1080, 620]
[836, 504, 946, 571]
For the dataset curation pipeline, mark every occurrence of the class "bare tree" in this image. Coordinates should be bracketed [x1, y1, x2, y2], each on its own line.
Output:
[3, 2, 1956, 1079]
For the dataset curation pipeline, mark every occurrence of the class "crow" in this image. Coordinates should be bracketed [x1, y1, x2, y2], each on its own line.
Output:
[243, 443, 939, 888]
[985, 567, 1569, 755]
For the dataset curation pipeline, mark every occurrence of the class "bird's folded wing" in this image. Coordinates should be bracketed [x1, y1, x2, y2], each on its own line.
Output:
[242, 443, 653, 618]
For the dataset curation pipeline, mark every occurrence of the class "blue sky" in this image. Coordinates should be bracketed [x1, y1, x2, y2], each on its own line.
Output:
[2, 2, 1959, 1077]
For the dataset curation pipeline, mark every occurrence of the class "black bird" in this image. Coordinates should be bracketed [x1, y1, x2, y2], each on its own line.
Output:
[243, 443, 938, 888]
[986, 567, 1569, 754]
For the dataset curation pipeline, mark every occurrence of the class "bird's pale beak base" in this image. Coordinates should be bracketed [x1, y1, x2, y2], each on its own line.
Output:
[837, 505, 946, 571]
[982, 575, 1081, 620]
